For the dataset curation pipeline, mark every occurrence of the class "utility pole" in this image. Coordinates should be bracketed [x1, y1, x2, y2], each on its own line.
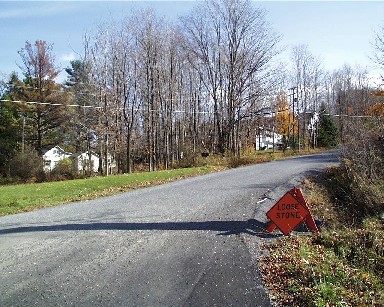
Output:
[288, 87, 298, 150]
[21, 115, 25, 154]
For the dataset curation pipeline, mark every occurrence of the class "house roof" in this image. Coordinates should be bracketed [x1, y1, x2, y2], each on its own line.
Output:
[43, 146, 72, 157]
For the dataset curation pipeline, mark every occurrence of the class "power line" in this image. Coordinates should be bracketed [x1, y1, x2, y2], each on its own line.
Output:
[329, 114, 373, 118]
[0, 99, 212, 114]
[0, 99, 102, 109]
[2, 99, 373, 118]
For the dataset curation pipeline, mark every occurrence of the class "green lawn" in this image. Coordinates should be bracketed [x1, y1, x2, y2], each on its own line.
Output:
[0, 166, 220, 216]
[0, 148, 324, 217]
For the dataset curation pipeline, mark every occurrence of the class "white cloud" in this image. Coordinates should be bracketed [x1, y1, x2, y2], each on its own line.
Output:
[60, 52, 77, 63]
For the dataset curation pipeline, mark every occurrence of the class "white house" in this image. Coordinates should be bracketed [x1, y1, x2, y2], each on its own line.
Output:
[74, 151, 100, 173]
[43, 146, 72, 172]
[43, 146, 117, 174]
[255, 129, 283, 150]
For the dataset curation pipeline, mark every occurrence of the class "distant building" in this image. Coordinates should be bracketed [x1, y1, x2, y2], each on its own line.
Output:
[43, 146, 72, 172]
[42, 146, 117, 174]
[74, 151, 100, 174]
[255, 128, 283, 150]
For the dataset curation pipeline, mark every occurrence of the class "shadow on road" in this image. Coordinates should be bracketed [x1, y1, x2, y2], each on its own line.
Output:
[0, 219, 282, 238]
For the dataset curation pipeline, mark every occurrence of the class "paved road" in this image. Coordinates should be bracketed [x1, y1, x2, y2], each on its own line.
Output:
[0, 151, 339, 306]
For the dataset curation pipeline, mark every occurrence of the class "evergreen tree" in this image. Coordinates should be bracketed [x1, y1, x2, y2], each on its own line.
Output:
[64, 60, 98, 155]
[317, 104, 339, 147]
[0, 73, 23, 176]
[16, 40, 71, 155]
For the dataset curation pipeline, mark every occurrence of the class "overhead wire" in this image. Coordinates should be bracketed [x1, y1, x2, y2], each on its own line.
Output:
[0, 99, 372, 118]
[0, 99, 102, 109]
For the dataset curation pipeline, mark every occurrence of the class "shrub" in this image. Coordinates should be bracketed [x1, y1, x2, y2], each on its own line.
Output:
[172, 152, 199, 169]
[49, 158, 77, 181]
[8, 146, 45, 182]
[341, 115, 383, 219]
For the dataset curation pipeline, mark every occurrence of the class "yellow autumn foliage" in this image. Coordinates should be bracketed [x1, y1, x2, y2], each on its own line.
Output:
[275, 91, 298, 136]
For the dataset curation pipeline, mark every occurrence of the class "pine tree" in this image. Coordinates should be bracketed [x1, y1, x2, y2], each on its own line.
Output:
[317, 104, 339, 148]
[65, 60, 98, 155]
[0, 73, 23, 176]
[16, 40, 70, 155]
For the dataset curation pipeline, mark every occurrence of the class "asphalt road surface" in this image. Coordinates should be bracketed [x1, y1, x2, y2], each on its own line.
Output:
[0, 151, 339, 306]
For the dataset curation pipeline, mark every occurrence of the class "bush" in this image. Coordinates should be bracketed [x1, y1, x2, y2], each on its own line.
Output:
[49, 158, 77, 181]
[341, 115, 384, 219]
[8, 146, 45, 182]
[171, 152, 199, 169]
[343, 117, 383, 180]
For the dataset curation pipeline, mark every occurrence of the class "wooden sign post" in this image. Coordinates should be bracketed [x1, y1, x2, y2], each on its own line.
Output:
[266, 187, 319, 235]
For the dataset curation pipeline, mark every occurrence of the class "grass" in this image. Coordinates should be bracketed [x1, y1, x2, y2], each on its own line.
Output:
[0, 148, 321, 216]
[259, 167, 384, 306]
[0, 165, 221, 216]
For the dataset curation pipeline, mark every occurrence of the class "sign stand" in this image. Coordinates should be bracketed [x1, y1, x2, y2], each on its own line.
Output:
[266, 187, 319, 235]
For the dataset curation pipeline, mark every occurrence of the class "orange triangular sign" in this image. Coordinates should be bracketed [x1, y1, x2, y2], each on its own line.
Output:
[266, 187, 319, 235]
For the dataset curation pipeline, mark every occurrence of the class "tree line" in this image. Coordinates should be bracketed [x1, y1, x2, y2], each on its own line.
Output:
[0, 0, 383, 180]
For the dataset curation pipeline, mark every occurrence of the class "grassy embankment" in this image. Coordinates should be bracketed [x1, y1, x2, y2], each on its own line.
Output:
[0, 165, 221, 216]
[260, 167, 384, 306]
[0, 149, 311, 217]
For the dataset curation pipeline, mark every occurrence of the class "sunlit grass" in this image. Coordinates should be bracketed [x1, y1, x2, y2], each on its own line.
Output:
[0, 148, 325, 216]
[0, 166, 220, 216]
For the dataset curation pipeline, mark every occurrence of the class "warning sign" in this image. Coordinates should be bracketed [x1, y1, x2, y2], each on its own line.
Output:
[266, 188, 317, 235]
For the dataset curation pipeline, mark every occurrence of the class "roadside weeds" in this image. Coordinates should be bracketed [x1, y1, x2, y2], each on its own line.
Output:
[258, 167, 384, 306]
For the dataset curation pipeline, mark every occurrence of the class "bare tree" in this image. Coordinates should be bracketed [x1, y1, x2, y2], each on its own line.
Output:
[290, 45, 324, 149]
[324, 65, 371, 142]
[182, 0, 281, 155]
[77, 2, 282, 172]
[372, 25, 384, 79]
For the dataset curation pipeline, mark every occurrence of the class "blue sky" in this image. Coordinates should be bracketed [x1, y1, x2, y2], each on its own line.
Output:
[1, 1, 384, 84]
